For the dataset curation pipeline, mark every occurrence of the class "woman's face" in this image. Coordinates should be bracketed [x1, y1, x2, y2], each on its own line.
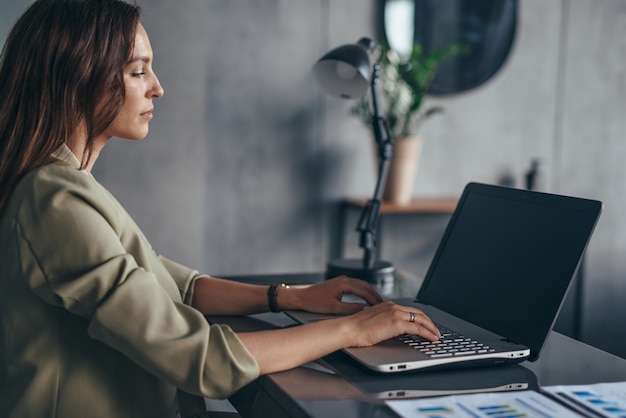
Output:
[103, 23, 164, 141]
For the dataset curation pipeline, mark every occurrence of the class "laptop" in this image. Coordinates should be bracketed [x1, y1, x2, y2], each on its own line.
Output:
[287, 182, 602, 373]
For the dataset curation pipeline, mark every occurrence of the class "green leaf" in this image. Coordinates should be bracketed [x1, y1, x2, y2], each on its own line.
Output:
[348, 40, 469, 138]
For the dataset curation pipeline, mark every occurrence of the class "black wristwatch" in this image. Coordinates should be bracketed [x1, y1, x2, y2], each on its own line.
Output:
[267, 283, 289, 312]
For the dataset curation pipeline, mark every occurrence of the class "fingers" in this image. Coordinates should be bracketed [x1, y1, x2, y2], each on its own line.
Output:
[404, 308, 441, 341]
[350, 284, 384, 306]
[377, 301, 440, 341]
[313, 277, 440, 342]
[329, 278, 439, 340]
[346, 301, 440, 347]
[331, 275, 384, 306]
[298, 276, 382, 315]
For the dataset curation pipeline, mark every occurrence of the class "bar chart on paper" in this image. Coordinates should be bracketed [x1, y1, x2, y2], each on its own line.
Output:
[544, 382, 626, 417]
[386, 390, 580, 418]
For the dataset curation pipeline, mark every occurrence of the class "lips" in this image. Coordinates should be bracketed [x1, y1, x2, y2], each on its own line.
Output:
[141, 108, 154, 119]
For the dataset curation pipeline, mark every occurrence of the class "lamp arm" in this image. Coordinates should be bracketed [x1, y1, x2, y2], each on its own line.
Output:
[355, 63, 394, 269]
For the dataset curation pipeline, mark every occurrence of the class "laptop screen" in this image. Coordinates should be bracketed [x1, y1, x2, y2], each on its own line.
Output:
[416, 182, 602, 360]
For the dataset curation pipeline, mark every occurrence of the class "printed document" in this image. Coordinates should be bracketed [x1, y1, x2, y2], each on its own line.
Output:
[386, 390, 579, 417]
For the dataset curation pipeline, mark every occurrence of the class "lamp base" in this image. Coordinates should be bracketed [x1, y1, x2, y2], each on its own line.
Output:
[325, 258, 395, 289]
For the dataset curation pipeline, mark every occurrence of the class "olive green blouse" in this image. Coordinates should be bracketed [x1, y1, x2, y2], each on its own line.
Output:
[0, 145, 259, 417]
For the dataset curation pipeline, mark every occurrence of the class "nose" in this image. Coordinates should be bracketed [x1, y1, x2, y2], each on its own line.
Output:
[151, 74, 164, 98]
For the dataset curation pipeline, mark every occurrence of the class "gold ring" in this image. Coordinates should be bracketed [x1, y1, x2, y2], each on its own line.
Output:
[409, 312, 415, 323]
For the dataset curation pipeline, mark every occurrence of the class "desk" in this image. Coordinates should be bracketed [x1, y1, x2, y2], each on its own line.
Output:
[215, 273, 626, 418]
[334, 197, 458, 261]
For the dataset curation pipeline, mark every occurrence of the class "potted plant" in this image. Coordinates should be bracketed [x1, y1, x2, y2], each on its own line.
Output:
[350, 42, 467, 204]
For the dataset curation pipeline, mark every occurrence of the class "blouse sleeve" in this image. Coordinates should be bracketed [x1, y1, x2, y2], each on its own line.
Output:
[14, 165, 259, 398]
[157, 255, 203, 306]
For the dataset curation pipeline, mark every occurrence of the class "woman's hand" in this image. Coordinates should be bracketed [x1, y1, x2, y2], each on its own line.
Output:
[238, 299, 440, 375]
[281, 276, 383, 315]
[338, 300, 441, 347]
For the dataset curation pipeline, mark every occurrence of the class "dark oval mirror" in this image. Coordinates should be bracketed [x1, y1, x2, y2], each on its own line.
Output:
[380, 0, 518, 96]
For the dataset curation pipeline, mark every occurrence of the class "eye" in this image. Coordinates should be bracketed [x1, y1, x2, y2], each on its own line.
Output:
[130, 71, 146, 78]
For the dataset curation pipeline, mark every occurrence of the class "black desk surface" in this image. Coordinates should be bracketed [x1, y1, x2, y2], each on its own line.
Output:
[214, 272, 626, 418]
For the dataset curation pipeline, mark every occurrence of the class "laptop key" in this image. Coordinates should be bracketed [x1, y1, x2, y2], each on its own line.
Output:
[400, 325, 494, 359]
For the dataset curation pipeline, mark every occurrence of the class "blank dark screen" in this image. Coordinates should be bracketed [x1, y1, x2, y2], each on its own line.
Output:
[417, 188, 600, 357]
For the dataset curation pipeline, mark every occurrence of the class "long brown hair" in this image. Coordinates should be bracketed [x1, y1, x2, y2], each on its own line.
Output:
[0, 0, 140, 213]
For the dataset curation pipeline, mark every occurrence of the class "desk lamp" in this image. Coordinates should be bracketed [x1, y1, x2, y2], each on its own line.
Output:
[313, 37, 395, 287]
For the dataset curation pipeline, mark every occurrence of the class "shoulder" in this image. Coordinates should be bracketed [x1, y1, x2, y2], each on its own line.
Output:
[11, 163, 92, 208]
[5, 144, 100, 214]
[24, 161, 94, 192]
[7, 162, 117, 226]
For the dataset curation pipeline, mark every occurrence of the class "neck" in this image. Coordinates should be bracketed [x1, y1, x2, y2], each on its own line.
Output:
[65, 128, 108, 173]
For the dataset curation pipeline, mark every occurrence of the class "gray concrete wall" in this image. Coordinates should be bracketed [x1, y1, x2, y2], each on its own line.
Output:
[1, 1, 625, 354]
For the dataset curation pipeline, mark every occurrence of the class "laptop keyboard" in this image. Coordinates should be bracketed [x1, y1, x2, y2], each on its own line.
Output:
[398, 324, 496, 358]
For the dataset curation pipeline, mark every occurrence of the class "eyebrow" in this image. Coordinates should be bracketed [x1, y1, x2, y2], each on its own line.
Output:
[127, 56, 151, 64]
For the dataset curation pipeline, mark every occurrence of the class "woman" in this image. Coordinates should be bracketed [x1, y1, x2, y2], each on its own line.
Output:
[0, 1, 440, 417]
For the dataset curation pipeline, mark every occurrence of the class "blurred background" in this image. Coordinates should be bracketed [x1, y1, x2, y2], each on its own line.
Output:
[1, 1, 625, 357]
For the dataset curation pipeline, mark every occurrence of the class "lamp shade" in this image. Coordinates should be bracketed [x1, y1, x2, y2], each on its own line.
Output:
[313, 37, 374, 99]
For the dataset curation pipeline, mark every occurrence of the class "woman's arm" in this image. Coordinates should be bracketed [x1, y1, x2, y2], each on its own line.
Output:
[237, 301, 440, 375]
[191, 275, 384, 316]
[192, 276, 441, 375]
